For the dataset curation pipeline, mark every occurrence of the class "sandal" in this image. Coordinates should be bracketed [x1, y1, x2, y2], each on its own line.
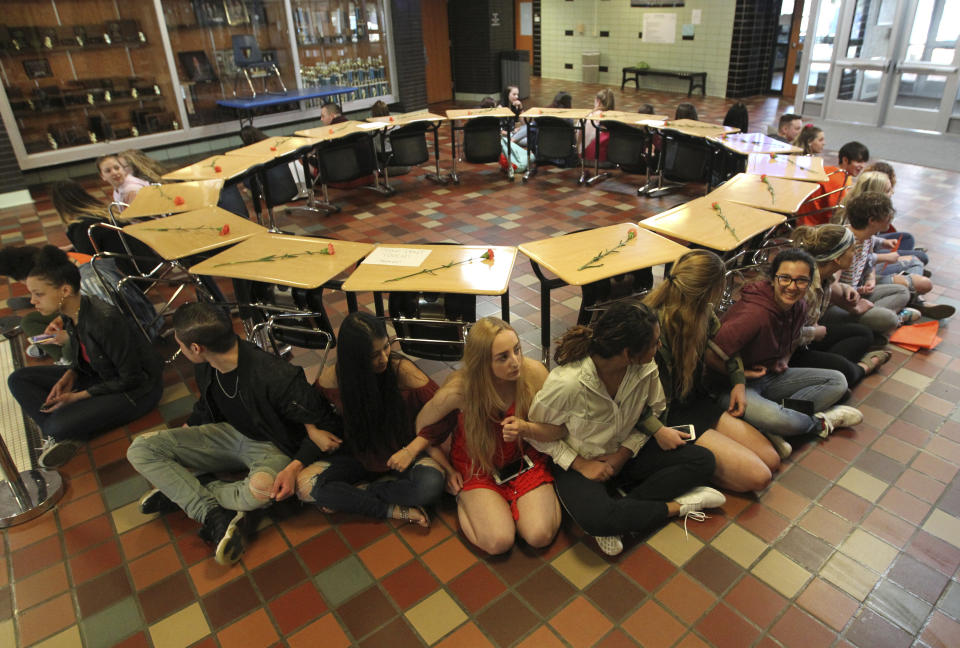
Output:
[859, 349, 892, 375]
[394, 505, 430, 528]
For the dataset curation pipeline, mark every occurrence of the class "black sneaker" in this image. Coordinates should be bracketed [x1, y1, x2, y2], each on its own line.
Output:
[201, 507, 246, 566]
[38, 439, 82, 469]
[138, 489, 179, 516]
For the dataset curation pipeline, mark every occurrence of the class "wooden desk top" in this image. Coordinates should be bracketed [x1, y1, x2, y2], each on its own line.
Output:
[519, 224, 688, 286]
[225, 136, 319, 160]
[708, 173, 819, 214]
[445, 107, 516, 120]
[122, 207, 267, 260]
[710, 132, 803, 155]
[367, 111, 447, 127]
[162, 154, 261, 182]
[519, 107, 594, 120]
[295, 120, 387, 140]
[746, 153, 829, 183]
[640, 118, 739, 139]
[591, 110, 669, 125]
[118, 179, 225, 220]
[341, 245, 517, 295]
[639, 197, 786, 252]
[189, 233, 374, 289]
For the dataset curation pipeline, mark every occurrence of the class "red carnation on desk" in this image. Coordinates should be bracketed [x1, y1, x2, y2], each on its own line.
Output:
[482, 248, 494, 260]
[627, 229, 637, 240]
[712, 201, 739, 240]
[173, 196, 185, 206]
[760, 174, 776, 202]
[769, 153, 778, 160]
[270, 146, 277, 152]
[578, 229, 637, 271]
[219, 224, 230, 236]
[385, 249, 493, 283]
[214, 165, 222, 173]
[327, 243, 335, 255]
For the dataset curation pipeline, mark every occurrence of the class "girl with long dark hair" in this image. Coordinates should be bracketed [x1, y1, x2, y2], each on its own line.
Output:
[296, 312, 448, 526]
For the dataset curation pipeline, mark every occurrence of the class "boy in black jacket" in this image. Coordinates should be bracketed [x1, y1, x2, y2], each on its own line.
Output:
[128, 302, 342, 565]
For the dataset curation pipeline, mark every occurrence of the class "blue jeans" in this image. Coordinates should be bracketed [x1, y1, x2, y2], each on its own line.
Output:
[306, 453, 445, 519]
[717, 368, 848, 437]
[8, 365, 161, 443]
[877, 231, 928, 265]
[127, 422, 292, 523]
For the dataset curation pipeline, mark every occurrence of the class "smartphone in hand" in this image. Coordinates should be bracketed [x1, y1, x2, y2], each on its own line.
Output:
[29, 333, 57, 343]
[674, 424, 696, 443]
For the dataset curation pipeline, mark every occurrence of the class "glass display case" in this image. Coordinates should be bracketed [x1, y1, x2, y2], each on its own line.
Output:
[161, 0, 297, 126]
[0, 0, 180, 154]
[292, 0, 392, 105]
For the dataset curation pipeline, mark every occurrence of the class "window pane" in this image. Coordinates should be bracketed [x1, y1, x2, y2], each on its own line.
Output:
[806, 62, 831, 100]
[895, 73, 946, 110]
[836, 68, 882, 103]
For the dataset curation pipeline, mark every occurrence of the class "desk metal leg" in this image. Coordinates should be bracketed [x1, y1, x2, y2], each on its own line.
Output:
[500, 291, 510, 322]
[373, 292, 385, 317]
[346, 292, 359, 313]
[426, 125, 446, 184]
[449, 123, 460, 185]
[539, 281, 552, 367]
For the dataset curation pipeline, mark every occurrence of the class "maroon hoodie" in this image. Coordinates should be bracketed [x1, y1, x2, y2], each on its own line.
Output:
[713, 281, 807, 373]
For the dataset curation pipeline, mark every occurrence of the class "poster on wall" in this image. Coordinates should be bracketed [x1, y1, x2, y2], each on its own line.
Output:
[642, 13, 676, 43]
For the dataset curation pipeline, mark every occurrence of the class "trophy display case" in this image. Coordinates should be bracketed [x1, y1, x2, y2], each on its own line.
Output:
[161, 0, 296, 126]
[0, 1, 179, 154]
[292, 0, 392, 104]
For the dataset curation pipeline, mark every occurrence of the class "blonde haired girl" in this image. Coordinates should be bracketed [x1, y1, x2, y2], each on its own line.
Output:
[410, 317, 561, 554]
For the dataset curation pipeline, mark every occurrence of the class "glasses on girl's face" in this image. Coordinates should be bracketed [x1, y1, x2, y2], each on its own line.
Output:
[774, 274, 811, 289]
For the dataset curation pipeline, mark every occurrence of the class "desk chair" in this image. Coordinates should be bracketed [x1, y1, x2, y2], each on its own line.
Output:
[380, 121, 445, 190]
[717, 237, 790, 314]
[586, 121, 651, 191]
[450, 117, 506, 184]
[233, 279, 335, 363]
[246, 157, 303, 231]
[311, 132, 384, 214]
[522, 116, 583, 184]
[232, 34, 286, 98]
[645, 131, 714, 197]
[387, 291, 475, 361]
[217, 183, 250, 219]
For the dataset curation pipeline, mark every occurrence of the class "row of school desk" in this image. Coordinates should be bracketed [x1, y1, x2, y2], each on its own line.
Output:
[115, 133, 827, 364]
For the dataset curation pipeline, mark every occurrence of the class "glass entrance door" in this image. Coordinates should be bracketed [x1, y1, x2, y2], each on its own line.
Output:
[884, 0, 959, 131]
[824, 0, 902, 124]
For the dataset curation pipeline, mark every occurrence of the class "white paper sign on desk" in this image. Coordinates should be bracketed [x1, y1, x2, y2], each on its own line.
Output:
[357, 122, 385, 130]
[363, 247, 433, 267]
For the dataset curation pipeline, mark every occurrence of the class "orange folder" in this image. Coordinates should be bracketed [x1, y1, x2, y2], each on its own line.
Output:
[890, 320, 940, 351]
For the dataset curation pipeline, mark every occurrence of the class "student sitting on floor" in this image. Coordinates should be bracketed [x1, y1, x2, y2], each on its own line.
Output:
[839, 192, 953, 321]
[791, 225, 892, 388]
[295, 312, 450, 527]
[8, 246, 163, 468]
[527, 301, 724, 557]
[771, 112, 802, 143]
[128, 302, 342, 566]
[675, 102, 698, 120]
[796, 140, 870, 227]
[793, 124, 825, 155]
[411, 317, 561, 555]
[583, 88, 616, 163]
[644, 250, 780, 486]
[98, 153, 149, 207]
[708, 249, 863, 455]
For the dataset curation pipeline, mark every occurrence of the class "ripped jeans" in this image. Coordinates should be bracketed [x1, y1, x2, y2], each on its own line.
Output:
[127, 422, 291, 524]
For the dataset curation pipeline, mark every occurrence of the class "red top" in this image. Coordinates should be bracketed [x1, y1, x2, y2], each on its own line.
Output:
[796, 166, 849, 227]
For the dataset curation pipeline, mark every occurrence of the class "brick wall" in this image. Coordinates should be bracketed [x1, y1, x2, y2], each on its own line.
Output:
[726, 0, 781, 98]
[390, 0, 428, 112]
[0, 128, 26, 192]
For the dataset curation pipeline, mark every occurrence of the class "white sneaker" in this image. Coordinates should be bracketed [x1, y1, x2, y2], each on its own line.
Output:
[594, 535, 623, 557]
[674, 486, 726, 515]
[766, 433, 793, 460]
[26, 344, 43, 359]
[38, 439, 82, 468]
[814, 405, 863, 438]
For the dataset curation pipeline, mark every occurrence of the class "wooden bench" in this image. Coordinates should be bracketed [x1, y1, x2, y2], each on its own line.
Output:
[621, 67, 707, 97]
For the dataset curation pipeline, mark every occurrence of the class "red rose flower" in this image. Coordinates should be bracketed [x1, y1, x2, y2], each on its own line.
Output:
[219, 224, 230, 236]
[173, 196, 185, 206]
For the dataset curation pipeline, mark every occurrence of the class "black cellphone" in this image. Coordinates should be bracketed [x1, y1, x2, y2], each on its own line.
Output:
[493, 454, 534, 485]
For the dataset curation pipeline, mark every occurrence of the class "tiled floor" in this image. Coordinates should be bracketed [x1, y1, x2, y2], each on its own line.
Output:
[2, 78, 960, 648]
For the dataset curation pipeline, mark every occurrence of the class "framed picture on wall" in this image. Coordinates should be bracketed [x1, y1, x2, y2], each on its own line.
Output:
[224, 0, 250, 26]
[23, 59, 53, 80]
[178, 50, 218, 82]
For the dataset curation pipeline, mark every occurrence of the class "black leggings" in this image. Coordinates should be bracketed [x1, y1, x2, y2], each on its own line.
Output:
[309, 452, 445, 519]
[552, 441, 715, 537]
[792, 322, 873, 387]
[8, 365, 162, 442]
